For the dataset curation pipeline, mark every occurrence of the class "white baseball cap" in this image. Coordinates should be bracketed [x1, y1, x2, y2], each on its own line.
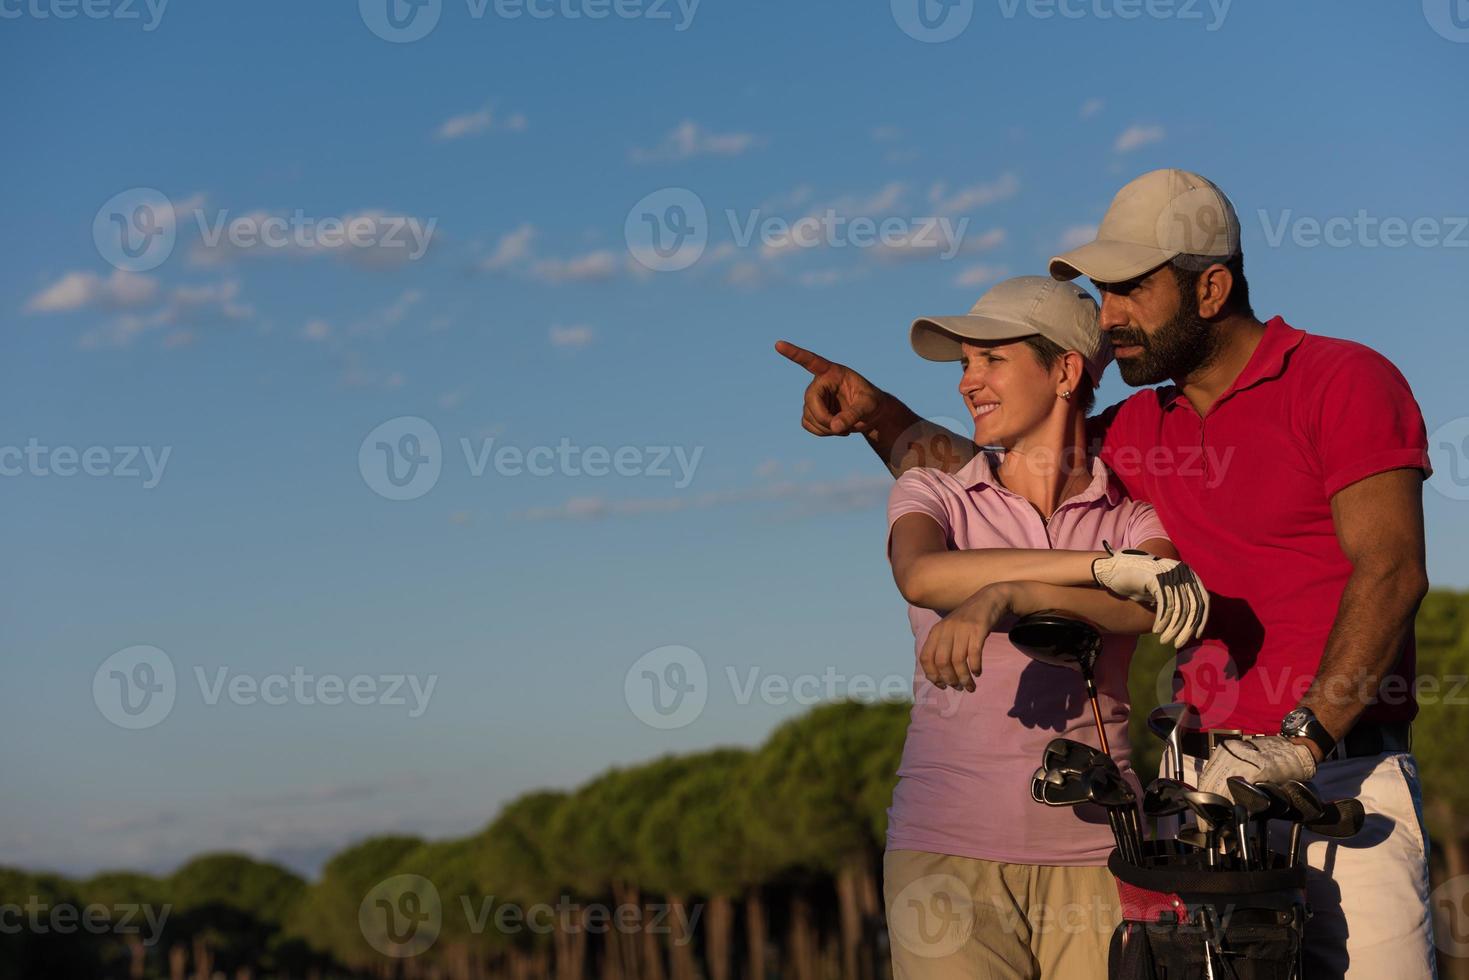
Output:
[1049, 169, 1241, 284]
[910, 275, 1111, 384]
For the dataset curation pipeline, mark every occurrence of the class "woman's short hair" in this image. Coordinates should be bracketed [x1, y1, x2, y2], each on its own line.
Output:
[1022, 334, 1097, 414]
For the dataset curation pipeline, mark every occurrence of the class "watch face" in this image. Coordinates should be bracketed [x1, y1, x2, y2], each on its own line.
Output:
[1281, 708, 1310, 733]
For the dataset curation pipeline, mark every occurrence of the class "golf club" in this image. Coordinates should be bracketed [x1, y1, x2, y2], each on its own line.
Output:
[1225, 777, 1274, 869]
[1182, 789, 1235, 868]
[1147, 702, 1202, 784]
[1010, 613, 1110, 755]
[1042, 736, 1117, 777]
[1082, 765, 1141, 865]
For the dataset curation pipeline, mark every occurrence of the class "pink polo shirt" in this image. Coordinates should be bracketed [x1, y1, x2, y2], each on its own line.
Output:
[885, 452, 1167, 866]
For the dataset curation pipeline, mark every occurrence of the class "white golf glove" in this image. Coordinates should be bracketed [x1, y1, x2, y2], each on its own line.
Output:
[1091, 541, 1210, 648]
[1199, 736, 1317, 798]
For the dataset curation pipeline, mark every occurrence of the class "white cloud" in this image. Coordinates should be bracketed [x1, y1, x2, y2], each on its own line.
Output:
[631, 120, 758, 163]
[188, 210, 437, 267]
[76, 279, 252, 350]
[928, 173, 1020, 214]
[549, 324, 595, 349]
[1058, 224, 1097, 249]
[437, 107, 493, 140]
[435, 102, 527, 140]
[480, 224, 535, 271]
[530, 250, 618, 283]
[1114, 124, 1165, 153]
[25, 270, 158, 313]
[1080, 98, 1105, 118]
[954, 263, 1008, 287]
[303, 319, 331, 341]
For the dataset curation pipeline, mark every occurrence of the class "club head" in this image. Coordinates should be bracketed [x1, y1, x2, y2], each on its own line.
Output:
[1225, 777, 1274, 818]
[1042, 737, 1116, 776]
[1082, 766, 1136, 809]
[1181, 789, 1234, 831]
[1030, 766, 1047, 803]
[1306, 797, 1366, 839]
[1142, 778, 1192, 818]
[1009, 613, 1102, 675]
[1252, 782, 1302, 823]
[1034, 766, 1094, 807]
[1277, 779, 1327, 823]
[1175, 825, 1210, 850]
[1146, 702, 1201, 741]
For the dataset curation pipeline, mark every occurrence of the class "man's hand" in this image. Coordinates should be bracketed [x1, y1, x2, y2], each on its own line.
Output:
[919, 583, 1014, 693]
[1198, 736, 1317, 797]
[775, 340, 885, 437]
[1091, 544, 1210, 648]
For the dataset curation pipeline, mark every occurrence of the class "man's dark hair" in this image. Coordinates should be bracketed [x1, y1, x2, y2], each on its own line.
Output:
[1022, 335, 1097, 414]
[1169, 251, 1254, 319]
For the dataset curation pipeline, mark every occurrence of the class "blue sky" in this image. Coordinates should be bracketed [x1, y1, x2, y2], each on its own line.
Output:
[3, 0, 1467, 878]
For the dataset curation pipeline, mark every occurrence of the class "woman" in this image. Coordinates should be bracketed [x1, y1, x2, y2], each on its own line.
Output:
[881, 276, 1207, 980]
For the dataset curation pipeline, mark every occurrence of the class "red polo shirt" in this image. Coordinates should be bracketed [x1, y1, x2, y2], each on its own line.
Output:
[1093, 317, 1431, 733]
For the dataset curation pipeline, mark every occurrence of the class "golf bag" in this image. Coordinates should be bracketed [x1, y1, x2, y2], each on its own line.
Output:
[1107, 842, 1308, 980]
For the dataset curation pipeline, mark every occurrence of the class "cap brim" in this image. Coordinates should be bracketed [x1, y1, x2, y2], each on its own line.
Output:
[1048, 239, 1177, 284]
[909, 314, 1035, 362]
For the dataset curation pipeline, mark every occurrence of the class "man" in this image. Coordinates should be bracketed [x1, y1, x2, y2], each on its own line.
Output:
[777, 169, 1435, 979]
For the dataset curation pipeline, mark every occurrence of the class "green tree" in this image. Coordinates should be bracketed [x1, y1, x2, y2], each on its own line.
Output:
[79, 870, 168, 980]
[287, 834, 424, 972]
[472, 790, 568, 980]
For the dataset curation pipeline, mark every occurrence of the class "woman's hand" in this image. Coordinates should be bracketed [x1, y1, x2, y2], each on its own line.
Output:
[920, 583, 1017, 692]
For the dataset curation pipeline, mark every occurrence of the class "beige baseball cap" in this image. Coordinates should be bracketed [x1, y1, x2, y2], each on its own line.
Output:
[1048, 169, 1241, 284]
[909, 275, 1111, 383]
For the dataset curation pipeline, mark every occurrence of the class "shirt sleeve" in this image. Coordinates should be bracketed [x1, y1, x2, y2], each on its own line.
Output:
[886, 469, 952, 557]
[1118, 500, 1170, 552]
[1311, 346, 1432, 498]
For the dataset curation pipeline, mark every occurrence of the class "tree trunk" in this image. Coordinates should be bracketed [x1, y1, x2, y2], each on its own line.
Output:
[191, 934, 212, 980]
[126, 935, 147, 980]
[641, 904, 668, 980]
[745, 890, 768, 980]
[789, 893, 817, 980]
[168, 945, 187, 980]
[666, 893, 698, 980]
[860, 857, 881, 980]
[837, 863, 863, 980]
[705, 894, 733, 980]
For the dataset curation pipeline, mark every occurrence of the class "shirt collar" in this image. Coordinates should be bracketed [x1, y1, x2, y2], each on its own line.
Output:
[1162, 316, 1307, 411]
[956, 449, 1124, 507]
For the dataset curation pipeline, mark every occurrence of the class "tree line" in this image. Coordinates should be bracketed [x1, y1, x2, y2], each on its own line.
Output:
[6, 591, 1469, 980]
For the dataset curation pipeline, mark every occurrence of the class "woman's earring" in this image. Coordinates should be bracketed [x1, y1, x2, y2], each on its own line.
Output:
[1061, 390, 1072, 400]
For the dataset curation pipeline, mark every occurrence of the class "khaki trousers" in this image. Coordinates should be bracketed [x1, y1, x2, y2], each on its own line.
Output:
[884, 849, 1121, 979]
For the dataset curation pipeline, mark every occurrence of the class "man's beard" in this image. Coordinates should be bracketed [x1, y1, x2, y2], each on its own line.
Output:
[1110, 294, 1221, 387]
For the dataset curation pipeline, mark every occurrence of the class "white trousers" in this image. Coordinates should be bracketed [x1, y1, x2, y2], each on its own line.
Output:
[1169, 750, 1437, 980]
